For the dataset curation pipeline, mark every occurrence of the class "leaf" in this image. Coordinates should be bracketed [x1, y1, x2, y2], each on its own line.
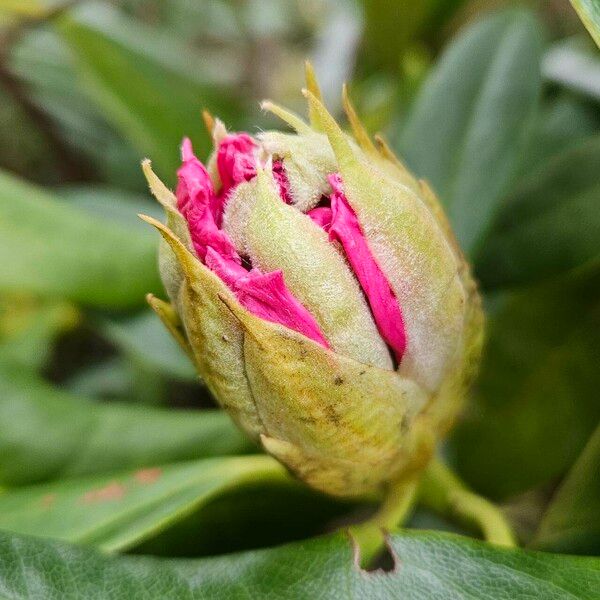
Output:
[56, 185, 163, 230]
[451, 265, 600, 498]
[57, 4, 242, 180]
[399, 9, 543, 255]
[0, 295, 78, 370]
[0, 455, 285, 552]
[477, 135, 600, 289]
[9, 27, 144, 190]
[533, 424, 600, 555]
[0, 363, 253, 486]
[99, 311, 196, 381]
[570, 0, 600, 47]
[542, 38, 600, 102]
[519, 93, 600, 173]
[361, 0, 467, 71]
[0, 529, 598, 599]
[0, 169, 160, 308]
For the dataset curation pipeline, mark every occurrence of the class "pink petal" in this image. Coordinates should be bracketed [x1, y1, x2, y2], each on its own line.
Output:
[176, 137, 328, 349]
[272, 159, 293, 204]
[307, 206, 333, 230]
[217, 133, 257, 196]
[327, 174, 407, 362]
[177, 138, 240, 263]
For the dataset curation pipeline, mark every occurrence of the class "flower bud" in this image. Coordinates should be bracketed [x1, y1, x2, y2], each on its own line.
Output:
[141, 71, 483, 497]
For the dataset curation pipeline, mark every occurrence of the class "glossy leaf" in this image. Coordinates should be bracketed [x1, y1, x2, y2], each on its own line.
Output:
[451, 265, 600, 498]
[570, 0, 600, 47]
[533, 424, 600, 555]
[56, 185, 163, 231]
[58, 5, 241, 180]
[477, 135, 600, 289]
[0, 169, 160, 308]
[400, 9, 543, 255]
[0, 363, 253, 486]
[0, 528, 598, 599]
[0, 455, 283, 552]
[542, 39, 600, 102]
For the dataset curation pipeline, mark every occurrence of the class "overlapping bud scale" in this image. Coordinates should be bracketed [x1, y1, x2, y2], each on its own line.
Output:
[141, 72, 483, 497]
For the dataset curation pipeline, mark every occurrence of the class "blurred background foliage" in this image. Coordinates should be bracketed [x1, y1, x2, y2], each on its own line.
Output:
[0, 0, 598, 559]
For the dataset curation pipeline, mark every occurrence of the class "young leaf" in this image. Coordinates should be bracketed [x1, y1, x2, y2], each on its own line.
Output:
[0, 169, 160, 308]
[477, 135, 600, 289]
[0, 528, 598, 599]
[399, 9, 543, 255]
[0, 363, 253, 486]
[532, 424, 600, 555]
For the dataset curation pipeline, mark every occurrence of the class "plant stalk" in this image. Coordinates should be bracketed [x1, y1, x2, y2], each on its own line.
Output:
[349, 474, 419, 568]
[420, 458, 517, 547]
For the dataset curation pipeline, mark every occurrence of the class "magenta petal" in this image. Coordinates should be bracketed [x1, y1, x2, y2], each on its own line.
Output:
[176, 136, 328, 349]
[217, 133, 257, 197]
[307, 206, 333, 230]
[327, 174, 407, 362]
[235, 270, 330, 348]
[272, 159, 293, 204]
[177, 138, 240, 263]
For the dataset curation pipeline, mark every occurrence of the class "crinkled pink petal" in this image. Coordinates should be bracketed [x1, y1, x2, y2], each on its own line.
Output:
[272, 159, 293, 204]
[177, 138, 240, 263]
[176, 137, 328, 349]
[206, 248, 328, 347]
[327, 173, 407, 362]
[307, 206, 333, 230]
[217, 133, 257, 197]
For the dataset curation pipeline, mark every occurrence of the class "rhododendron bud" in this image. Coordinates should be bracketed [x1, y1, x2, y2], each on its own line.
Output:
[141, 72, 483, 498]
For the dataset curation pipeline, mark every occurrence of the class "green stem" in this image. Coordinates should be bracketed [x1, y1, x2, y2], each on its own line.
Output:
[420, 459, 517, 547]
[349, 474, 419, 567]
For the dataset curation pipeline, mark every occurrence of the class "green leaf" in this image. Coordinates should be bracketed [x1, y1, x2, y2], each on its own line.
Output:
[400, 9, 543, 255]
[361, 0, 467, 72]
[542, 38, 600, 102]
[56, 185, 163, 230]
[9, 27, 144, 190]
[451, 265, 600, 498]
[57, 5, 242, 180]
[99, 311, 196, 381]
[0, 529, 598, 599]
[533, 424, 600, 555]
[0, 295, 78, 371]
[0, 363, 253, 486]
[477, 135, 600, 289]
[0, 169, 159, 308]
[520, 94, 600, 172]
[569, 0, 600, 47]
[0, 455, 284, 552]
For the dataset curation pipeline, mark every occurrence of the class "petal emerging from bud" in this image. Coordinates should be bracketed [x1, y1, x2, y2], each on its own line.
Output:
[305, 91, 467, 391]
[309, 173, 407, 363]
[224, 168, 393, 369]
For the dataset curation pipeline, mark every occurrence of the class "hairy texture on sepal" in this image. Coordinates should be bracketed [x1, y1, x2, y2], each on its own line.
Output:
[305, 91, 468, 393]
[222, 295, 429, 496]
[225, 169, 393, 369]
[143, 80, 484, 498]
[139, 214, 263, 439]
